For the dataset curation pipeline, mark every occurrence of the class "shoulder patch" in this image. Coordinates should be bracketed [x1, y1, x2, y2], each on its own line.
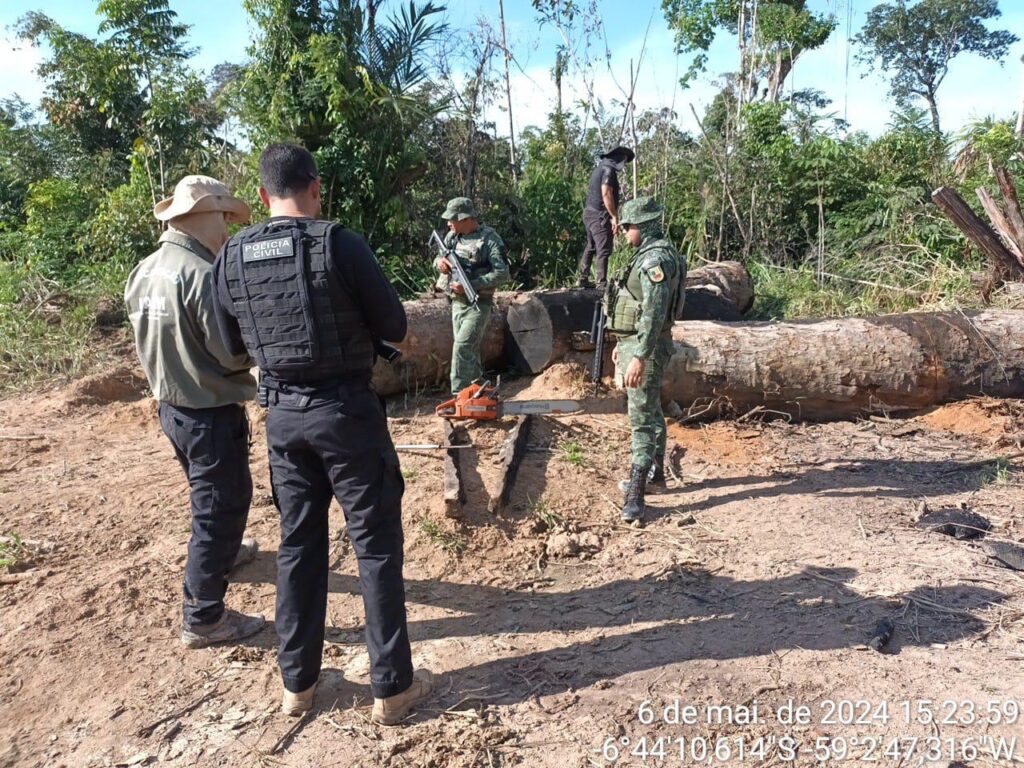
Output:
[647, 265, 665, 283]
[243, 237, 294, 263]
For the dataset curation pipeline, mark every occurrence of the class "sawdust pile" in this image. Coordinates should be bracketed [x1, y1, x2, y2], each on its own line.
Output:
[510, 362, 589, 401]
[916, 400, 1014, 443]
[61, 366, 148, 409]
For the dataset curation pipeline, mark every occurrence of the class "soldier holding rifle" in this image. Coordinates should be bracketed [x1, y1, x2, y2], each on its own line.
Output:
[433, 197, 510, 394]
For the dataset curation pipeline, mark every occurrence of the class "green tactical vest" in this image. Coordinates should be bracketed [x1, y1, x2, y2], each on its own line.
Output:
[437, 225, 503, 300]
[605, 238, 681, 335]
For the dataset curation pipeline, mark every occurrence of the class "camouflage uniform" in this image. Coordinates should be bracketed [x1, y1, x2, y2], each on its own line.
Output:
[435, 197, 510, 393]
[605, 196, 685, 522]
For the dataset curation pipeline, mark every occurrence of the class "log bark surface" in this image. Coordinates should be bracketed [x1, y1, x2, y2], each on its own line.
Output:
[663, 310, 1024, 421]
[505, 261, 753, 374]
[372, 296, 511, 397]
[932, 186, 1022, 280]
[488, 415, 532, 514]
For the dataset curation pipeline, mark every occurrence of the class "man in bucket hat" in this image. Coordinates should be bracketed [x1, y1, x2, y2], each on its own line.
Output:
[577, 145, 634, 289]
[434, 197, 510, 393]
[125, 175, 265, 649]
[603, 196, 686, 524]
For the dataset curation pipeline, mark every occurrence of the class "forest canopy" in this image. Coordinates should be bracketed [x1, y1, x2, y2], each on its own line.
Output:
[0, 0, 1022, 390]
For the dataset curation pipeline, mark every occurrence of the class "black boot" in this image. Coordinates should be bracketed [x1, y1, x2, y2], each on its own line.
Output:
[620, 464, 648, 523]
[647, 454, 666, 493]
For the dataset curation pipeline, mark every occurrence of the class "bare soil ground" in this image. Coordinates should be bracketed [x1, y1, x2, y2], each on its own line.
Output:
[2, 363, 1024, 767]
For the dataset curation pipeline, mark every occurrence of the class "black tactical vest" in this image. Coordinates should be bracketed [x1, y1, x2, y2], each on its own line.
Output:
[223, 218, 375, 384]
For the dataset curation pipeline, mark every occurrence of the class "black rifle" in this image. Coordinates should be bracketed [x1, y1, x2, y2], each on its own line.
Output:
[428, 230, 479, 307]
[589, 298, 606, 394]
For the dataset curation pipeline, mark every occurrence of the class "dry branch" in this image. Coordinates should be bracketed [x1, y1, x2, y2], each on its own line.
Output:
[932, 186, 1023, 282]
[977, 187, 1024, 266]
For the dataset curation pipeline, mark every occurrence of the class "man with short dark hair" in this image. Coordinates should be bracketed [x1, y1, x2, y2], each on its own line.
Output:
[212, 142, 432, 722]
[577, 145, 635, 289]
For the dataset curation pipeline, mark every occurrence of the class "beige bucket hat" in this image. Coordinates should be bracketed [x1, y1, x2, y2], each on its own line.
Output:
[153, 175, 251, 223]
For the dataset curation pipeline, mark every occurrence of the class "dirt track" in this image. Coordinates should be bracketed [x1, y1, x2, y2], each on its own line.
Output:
[2, 364, 1023, 767]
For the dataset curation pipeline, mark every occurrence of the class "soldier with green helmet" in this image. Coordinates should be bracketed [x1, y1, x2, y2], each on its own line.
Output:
[435, 197, 511, 393]
[604, 196, 686, 523]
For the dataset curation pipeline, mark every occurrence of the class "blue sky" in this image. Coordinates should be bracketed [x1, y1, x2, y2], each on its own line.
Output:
[1, 0, 1022, 139]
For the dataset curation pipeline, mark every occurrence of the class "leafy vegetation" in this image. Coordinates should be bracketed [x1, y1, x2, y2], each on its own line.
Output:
[0, 0, 1022, 393]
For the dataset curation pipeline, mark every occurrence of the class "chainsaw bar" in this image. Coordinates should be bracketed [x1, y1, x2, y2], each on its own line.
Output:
[501, 400, 581, 416]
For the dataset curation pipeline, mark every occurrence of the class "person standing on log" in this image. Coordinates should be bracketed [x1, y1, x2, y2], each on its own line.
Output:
[124, 175, 265, 650]
[605, 196, 686, 523]
[212, 143, 433, 721]
[435, 197, 510, 394]
[577, 145, 635, 290]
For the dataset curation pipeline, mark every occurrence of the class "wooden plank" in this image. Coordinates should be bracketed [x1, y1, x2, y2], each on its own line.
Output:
[976, 187, 1024, 267]
[487, 415, 532, 515]
[932, 186, 1023, 278]
[442, 420, 466, 518]
[996, 167, 1024, 246]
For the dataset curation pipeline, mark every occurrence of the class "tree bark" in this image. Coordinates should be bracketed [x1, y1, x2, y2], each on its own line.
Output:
[976, 187, 1024, 267]
[995, 167, 1024, 249]
[372, 296, 512, 397]
[932, 186, 1022, 284]
[662, 310, 1024, 421]
[505, 261, 755, 374]
[926, 90, 941, 134]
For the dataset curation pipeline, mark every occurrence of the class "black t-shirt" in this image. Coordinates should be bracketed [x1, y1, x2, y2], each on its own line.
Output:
[585, 159, 620, 212]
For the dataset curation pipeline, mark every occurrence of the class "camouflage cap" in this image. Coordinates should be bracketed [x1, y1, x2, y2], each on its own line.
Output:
[619, 196, 663, 225]
[442, 197, 479, 221]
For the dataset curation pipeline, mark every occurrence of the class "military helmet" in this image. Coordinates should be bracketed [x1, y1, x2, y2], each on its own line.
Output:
[619, 196, 663, 225]
[441, 197, 479, 221]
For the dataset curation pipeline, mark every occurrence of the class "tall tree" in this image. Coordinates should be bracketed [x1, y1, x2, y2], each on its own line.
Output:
[855, 0, 1018, 134]
[662, 0, 835, 106]
[238, 0, 447, 242]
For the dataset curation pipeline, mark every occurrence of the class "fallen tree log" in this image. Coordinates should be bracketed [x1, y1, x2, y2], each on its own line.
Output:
[506, 261, 753, 374]
[662, 310, 1024, 421]
[372, 296, 511, 397]
[374, 261, 754, 393]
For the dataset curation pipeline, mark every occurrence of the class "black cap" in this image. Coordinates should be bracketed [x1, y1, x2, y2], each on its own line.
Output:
[600, 145, 635, 162]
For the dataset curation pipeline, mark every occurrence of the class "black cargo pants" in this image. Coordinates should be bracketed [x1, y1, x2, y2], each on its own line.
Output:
[579, 208, 613, 285]
[158, 402, 252, 628]
[265, 383, 413, 698]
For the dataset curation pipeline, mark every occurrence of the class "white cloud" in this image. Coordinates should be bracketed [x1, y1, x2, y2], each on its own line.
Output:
[0, 37, 44, 106]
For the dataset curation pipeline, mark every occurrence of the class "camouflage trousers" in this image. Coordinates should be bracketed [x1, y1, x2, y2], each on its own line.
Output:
[615, 334, 674, 467]
[450, 298, 492, 393]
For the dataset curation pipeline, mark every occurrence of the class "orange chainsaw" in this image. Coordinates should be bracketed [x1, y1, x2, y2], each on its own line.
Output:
[435, 382, 581, 421]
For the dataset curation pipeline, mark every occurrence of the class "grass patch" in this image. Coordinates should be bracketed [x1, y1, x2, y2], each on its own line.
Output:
[529, 496, 564, 532]
[0, 261, 130, 395]
[400, 466, 419, 482]
[559, 440, 585, 467]
[979, 458, 1015, 487]
[746, 253, 980, 320]
[418, 519, 467, 556]
[0, 534, 28, 569]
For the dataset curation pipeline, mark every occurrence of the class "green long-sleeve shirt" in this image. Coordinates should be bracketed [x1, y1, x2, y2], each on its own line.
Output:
[125, 230, 256, 408]
[436, 224, 510, 299]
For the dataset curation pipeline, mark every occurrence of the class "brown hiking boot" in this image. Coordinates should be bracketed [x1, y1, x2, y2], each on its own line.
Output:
[371, 669, 434, 726]
[180, 609, 265, 649]
[281, 682, 317, 717]
[231, 537, 259, 570]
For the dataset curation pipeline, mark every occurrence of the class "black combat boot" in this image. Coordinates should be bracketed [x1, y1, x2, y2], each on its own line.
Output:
[647, 454, 666, 493]
[620, 464, 648, 523]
